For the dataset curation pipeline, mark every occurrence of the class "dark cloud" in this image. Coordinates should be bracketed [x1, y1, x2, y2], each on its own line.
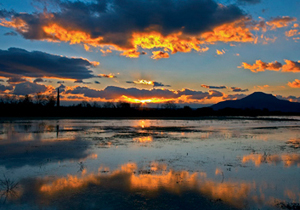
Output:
[177, 89, 210, 100]
[0, 48, 98, 80]
[94, 81, 100, 84]
[58, 84, 66, 92]
[33, 78, 44, 83]
[0, 79, 4, 82]
[57, 81, 65, 83]
[236, 0, 261, 4]
[153, 82, 171, 87]
[231, 87, 249, 92]
[74, 79, 92, 84]
[65, 86, 178, 99]
[13, 81, 48, 95]
[4, 31, 18, 36]
[201, 85, 227, 89]
[0, 84, 13, 92]
[276, 95, 300, 103]
[0, 0, 245, 49]
[7, 76, 28, 84]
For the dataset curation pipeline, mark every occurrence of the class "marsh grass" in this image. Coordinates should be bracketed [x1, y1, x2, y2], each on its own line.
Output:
[0, 175, 19, 204]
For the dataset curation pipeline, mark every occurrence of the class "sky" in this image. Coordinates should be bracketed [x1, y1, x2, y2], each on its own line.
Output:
[0, 0, 299, 107]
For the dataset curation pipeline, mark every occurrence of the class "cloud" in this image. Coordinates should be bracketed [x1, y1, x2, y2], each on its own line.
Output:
[65, 86, 177, 100]
[216, 49, 225, 55]
[58, 84, 66, 91]
[236, 0, 261, 4]
[4, 31, 18, 36]
[282, 60, 300, 72]
[98, 74, 116, 78]
[127, 79, 170, 87]
[201, 85, 227, 89]
[239, 60, 282, 72]
[0, 48, 98, 80]
[0, 84, 13, 92]
[94, 81, 100, 84]
[120, 50, 141, 58]
[223, 94, 246, 100]
[231, 87, 249, 92]
[276, 94, 300, 103]
[57, 81, 65, 84]
[240, 59, 300, 73]
[151, 51, 170, 60]
[64, 86, 224, 104]
[74, 79, 92, 84]
[33, 78, 44, 83]
[13, 81, 48, 95]
[288, 79, 300, 88]
[0, 79, 4, 82]
[266, 16, 297, 30]
[0, 0, 254, 58]
[6, 76, 28, 84]
[285, 29, 299, 37]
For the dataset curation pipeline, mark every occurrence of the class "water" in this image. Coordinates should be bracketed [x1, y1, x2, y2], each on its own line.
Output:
[0, 118, 299, 210]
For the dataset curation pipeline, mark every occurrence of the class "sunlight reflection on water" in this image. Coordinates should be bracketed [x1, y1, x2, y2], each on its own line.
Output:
[0, 118, 299, 209]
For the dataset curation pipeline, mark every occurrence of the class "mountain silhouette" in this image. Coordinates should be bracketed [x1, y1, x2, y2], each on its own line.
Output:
[211, 92, 300, 112]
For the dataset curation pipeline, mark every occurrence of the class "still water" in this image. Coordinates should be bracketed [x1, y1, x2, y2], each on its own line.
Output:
[0, 118, 299, 210]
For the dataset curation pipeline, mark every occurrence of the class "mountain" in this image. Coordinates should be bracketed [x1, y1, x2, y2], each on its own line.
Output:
[211, 92, 300, 112]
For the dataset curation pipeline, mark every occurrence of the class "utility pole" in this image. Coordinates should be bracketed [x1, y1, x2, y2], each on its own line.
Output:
[57, 88, 60, 107]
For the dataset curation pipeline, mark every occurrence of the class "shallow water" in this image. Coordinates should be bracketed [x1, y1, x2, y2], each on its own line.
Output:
[0, 118, 299, 210]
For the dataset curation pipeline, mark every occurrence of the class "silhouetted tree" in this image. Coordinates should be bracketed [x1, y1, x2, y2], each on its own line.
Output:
[80, 100, 91, 108]
[92, 102, 100, 108]
[103, 102, 115, 108]
[116, 101, 131, 109]
[21, 95, 33, 105]
[35, 92, 47, 105]
[46, 95, 56, 107]
[162, 101, 177, 109]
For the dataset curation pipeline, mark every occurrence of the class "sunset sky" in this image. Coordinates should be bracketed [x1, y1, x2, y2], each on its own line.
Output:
[0, 0, 299, 107]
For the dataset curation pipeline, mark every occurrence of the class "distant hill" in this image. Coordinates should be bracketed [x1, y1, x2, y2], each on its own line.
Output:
[211, 92, 300, 113]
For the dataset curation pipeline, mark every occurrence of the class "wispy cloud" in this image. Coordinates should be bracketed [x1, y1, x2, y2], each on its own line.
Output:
[231, 87, 249, 92]
[201, 84, 226, 89]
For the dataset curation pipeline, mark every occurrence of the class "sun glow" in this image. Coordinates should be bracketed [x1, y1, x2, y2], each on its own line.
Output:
[121, 95, 173, 104]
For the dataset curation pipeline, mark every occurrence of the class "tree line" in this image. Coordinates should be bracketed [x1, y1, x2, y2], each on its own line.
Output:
[0, 94, 298, 117]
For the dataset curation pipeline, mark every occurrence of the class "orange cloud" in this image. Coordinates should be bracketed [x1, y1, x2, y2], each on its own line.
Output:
[120, 50, 141, 58]
[98, 74, 116, 78]
[0, 17, 28, 33]
[288, 79, 300, 88]
[285, 29, 299, 37]
[282, 60, 300, 72]
[43, 24, 104, 47]
[216, 49, 225, 55]
[1, 16, 258, 59]
[200, 18, 255, 43]
[151, 51, 170, 60]
[239, 60, 282, 72]
[266, 16, 297, 30]
[133, 80, 154, 85]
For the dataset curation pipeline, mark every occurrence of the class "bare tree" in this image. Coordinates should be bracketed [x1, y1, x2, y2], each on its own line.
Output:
[103, 102, 115, 108]
[162, 101, 177, 109]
